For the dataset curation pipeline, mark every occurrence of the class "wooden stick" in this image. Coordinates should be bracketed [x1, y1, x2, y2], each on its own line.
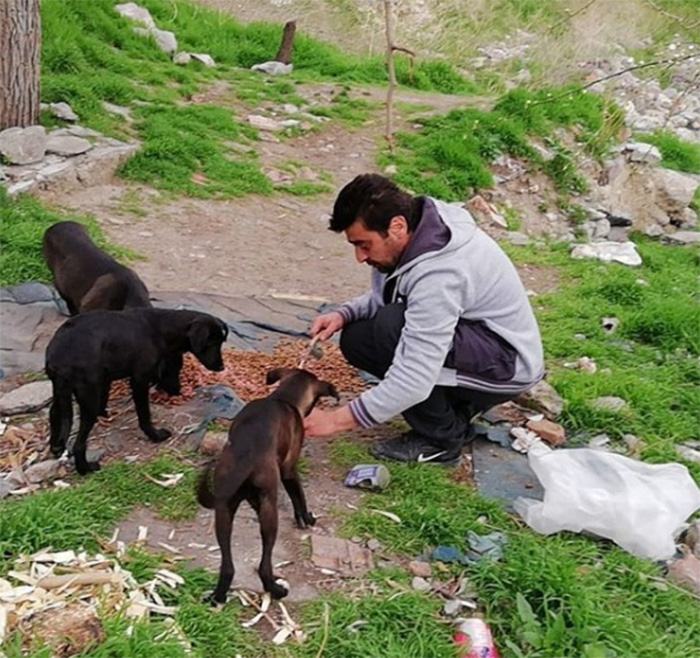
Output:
[37, 571, 121, 589]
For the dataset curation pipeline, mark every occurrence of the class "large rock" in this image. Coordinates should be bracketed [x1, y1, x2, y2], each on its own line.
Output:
[0, 380, 53, 415]
[46, 135, 92, 156]
[570, 241, 642, 267]
[621, 142, 662, 165]
[514, 379, 564, 420]
[662, 231, 700, 245]
[0, 125, 47, 165]
[133, 27, 177, 54]
[652, 168, 699, 213]
[115, 2, 156, 28]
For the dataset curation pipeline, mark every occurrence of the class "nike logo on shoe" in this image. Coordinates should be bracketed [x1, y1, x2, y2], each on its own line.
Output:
[417, 451, 447, 463]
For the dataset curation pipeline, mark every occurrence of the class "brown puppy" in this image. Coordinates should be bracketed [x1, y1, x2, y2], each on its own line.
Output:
[197, 368, 338, 602]
[43, 220, 151, 315]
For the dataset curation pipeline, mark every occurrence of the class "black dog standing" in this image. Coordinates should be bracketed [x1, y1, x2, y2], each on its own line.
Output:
[46, 309, 228, 475]
[198, 368, 338, 602]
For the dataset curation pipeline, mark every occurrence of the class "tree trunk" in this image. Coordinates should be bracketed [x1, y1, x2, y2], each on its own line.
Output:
[275, 20, 296, 65]
[0, 0, 41, 130]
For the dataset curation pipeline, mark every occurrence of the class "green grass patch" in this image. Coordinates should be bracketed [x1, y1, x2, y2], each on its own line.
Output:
[381, 86, 622, 199]
[308, 88, 380, 127]
[638, 130, 700, 174]
[280, 182, 334, 196]
[0, 189, 135, 287]
[119, 104, 272, 198]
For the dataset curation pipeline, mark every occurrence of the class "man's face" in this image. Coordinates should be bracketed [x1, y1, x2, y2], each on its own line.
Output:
[345, 217, 410, 274]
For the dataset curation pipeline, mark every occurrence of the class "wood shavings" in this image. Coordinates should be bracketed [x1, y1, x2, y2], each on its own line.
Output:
[144, 472, 184, 488]
[369, 509, 402, 524]
[137, 526, 149, 542]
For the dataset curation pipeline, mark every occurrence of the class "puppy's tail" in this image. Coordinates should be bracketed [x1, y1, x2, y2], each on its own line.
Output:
[196, 463, 216, 509]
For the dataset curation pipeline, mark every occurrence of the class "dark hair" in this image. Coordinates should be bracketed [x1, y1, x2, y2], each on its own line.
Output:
[329, 174, 419, 234]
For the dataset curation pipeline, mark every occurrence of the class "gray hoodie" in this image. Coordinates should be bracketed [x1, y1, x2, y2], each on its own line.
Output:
[337, 198, 544, 428]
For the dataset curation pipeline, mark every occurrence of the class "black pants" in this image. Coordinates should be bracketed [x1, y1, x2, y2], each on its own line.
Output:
[339, 304, 514, 447]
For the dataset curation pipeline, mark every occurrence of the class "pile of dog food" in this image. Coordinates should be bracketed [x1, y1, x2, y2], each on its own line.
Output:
[111, 339, 368, 406]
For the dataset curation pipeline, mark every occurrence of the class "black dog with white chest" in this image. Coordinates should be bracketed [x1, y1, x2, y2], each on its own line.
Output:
[46, 308, 228, 475]
[198, 368, 338, 602]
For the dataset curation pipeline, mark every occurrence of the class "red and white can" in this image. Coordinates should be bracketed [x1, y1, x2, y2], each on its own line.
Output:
[454, 617, 500, 658]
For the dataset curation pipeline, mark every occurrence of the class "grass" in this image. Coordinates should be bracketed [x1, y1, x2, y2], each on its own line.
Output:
[381, 86, 622, 200]
[0, 188, 136, 287]
[638, 130, 700, 174]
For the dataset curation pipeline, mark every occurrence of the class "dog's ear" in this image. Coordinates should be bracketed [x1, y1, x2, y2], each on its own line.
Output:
[266, 367, 296, 386]
[317, 380, 339, 400]
[188, 318, 210, 354]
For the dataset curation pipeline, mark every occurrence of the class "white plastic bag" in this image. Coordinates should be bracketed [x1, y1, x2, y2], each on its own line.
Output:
[514, 442, 700, 560]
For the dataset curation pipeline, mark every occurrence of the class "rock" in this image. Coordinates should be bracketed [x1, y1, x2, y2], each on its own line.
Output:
[46, 135, 92, 156]
[622, 142, 662, 165]
[662, 231, 700, 245]
[102, 101, 131, 118]
[0, 125, 47, 165]
[247, 115, 285, 132]
[645, 224, 664, 237]
[8, 180, 36, 196]
[607, 226, 630, 242]
[49, 102, 78, 122]
[263, 168, 293, 184]
[601, 317, 619, 334]
[466, 194, 507, 229]
[133, 27, 177, 54]
[526, 418, 566, 446]
[623, 433, 642, 456]
[0, 477, 17, 499]
[173, 51, 191, 65]
[675, 445, 700, 464]
[591, 396, 628, 413]
[367, 538, 382, 551]
[408, 560, 432, 578]
[507, 231, 529, 246]
[443, 599, 462, 616]
[251, 61, 293, 75]
[115, 2, 156, 28]
[589, 434, 611, 449]
[0, 380, 53, 415]
[24, 459, 60, 484]
[593, 218, 611, 240]
[679, 207, 698, 229]
[514, 380, 564, 420]
[570, 241, 642, 267]
[652, 168, 699, 213]
[310, 535, 373, 576]
[411, 576, 432, 593]
[199, 431, 227, 455]
[384, 164, 398, 175]
[66, 125, 102, 138]
[7, 281, 56, 304]
[681, 520, 700, 559]
[191, 53, 216, 67]
[585, 207, 607, 221]
[667, 548, 700, 595]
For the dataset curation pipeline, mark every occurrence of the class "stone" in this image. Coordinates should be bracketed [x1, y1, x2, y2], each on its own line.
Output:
[384, 164, 398, 175]
[115, 2, 156, 28]
[663, 230, 700, 245]
[622, 141, 662, 165]
[24, 459, 60, 484]
[585, 207, 607, 221]
[466, 194, 507, 229]
[199, 431, 227, 455]
[514, 380, 564, 420]
[570, 241, 642, 267]
[607, 226, 630, 242]
[67, 126, 102, 138]
[102, 101, 131, 118]
[173, 51, 191, 65]
[526, 418, 566, 446]
[645, 224, 664, 237]
[507, 231, 530, 246]
[8, 180, 36, 196]
[591, 396, 628, 413]
[46, 135, 92, 156]
[37, 161, 73, 180]
[408, 560, 432, 578]
[411, 577, 432, 593]
[652, 168, 699, 213]
[251, 61, 293, 75]
[367, 538, 382, 551]
[667, 549, 700, 596]
[247, 115, 285, 132]
[0, 125, 47, 165]
[593, 218, 611, 240]
[282, 104, 299, 114]
[0, 380, 53, 415]
[191, 53, 216, 67]
[7, 282, 55, 304]
[679, 207, 699, 229]
[49, 102, 78, 122]
[310, 535, 373, 576]
[133, 27, 177, 54]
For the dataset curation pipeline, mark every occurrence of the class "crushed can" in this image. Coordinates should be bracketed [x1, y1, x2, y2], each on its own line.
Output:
[344, 464, 391, 491]
[454, 617, 500, 658]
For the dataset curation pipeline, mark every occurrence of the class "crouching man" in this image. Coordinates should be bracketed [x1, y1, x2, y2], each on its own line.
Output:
[304, 174, 544, 466]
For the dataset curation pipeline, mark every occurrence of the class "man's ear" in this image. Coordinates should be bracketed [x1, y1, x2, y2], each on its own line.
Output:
[317, 380, 339, 400]
[388, 215, 409, 239]
[266, 367, 296, 386]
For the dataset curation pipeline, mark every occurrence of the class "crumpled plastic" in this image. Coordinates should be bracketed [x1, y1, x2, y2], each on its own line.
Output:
[514, 441, 700, 560]
[426, 531, 508, 565]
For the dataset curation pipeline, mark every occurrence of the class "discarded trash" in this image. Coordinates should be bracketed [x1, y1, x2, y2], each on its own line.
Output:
[426, 532, 508, 566]
[510, 426, 541, 453]
[602, 317, 620, 334]
[427, 545, 468, 565]
[563, 356, 597, 373]
[514, 441, 700, 560]
[454, 617, 500, 658]
[411, 576, 432, 593]
[344, 464, 391, 491]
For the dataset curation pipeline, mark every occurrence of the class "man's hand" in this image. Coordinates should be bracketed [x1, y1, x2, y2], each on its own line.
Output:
[304, 405, 358, 438]
[310, 311, 345, 341]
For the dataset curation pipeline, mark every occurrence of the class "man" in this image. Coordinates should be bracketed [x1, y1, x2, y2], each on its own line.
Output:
[303, 174, 544, 465]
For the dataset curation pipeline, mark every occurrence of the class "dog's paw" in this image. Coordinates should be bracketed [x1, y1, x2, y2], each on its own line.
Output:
[150, 428, 172, 443]
[267, 579, 289, 600]
[295, 512, 316, 529]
